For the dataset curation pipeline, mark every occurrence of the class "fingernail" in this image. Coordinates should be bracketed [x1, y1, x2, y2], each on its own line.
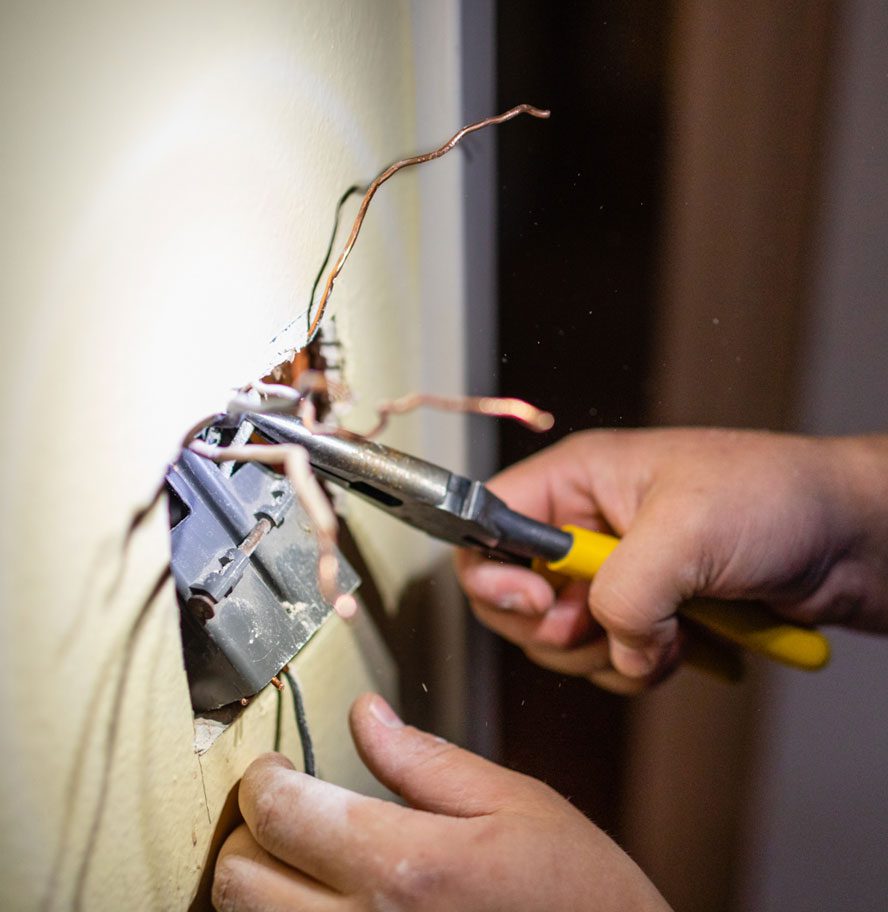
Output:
[496, 592, 532, 614]
[369, 695, 404, 729]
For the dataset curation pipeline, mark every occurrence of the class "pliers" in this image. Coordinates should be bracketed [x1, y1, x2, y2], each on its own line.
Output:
[246, 411, 830, 675]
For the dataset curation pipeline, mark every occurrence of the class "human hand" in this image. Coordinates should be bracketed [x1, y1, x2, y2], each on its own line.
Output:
[455, 429, 888, 686]
[212, 693, 669, 911]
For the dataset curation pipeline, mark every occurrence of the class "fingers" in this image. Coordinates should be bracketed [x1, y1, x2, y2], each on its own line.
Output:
[236, 714, 532, 907]
[522, 636, 610, 675]
[238, 752, 413, 893]
[459, 547, 649, 688]
[484, 432, 622, 529]
[589, 499, 699, 677]
[470, 598, 657, 694]
[458, 429, 709, 684]
[586, 666, 651, 696]
[471, 594, 594, 650]
[454, 549, 555, 616]
[349, 693, 535, 816]
[213, 824, 347, 912]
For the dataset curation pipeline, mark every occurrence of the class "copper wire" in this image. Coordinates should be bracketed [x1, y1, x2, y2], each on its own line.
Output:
[306, 184, 367, 336]
[186, 391, 551, 623]
[182, 105, 553, 624]
[356, 393, 555, 439]
[306, 103, 550, 342]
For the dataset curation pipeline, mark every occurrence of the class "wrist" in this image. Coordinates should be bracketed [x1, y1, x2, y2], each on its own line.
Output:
[829, 434, 888, 540]
[822, 435, 888, 628]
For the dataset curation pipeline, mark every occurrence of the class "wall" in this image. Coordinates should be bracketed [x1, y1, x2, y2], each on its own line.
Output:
[0, 2, 467, 909]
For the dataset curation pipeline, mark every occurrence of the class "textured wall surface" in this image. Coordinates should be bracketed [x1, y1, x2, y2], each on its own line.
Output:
[0, 1, 465, 909]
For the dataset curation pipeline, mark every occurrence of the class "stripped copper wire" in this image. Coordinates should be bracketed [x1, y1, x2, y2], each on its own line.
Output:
[355, 393, 555, 438]
[305, 184, 367, 337]
[225, 379, 553, 440]
[306, 103, 550, 342]
[185, 390, 551, 624]
[184, 105, 554, 627]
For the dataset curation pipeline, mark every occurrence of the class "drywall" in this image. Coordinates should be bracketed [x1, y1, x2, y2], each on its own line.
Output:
[0, 1, 466, 909]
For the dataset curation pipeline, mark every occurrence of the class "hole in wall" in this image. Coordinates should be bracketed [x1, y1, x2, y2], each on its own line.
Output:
[165, 331, 361, 753]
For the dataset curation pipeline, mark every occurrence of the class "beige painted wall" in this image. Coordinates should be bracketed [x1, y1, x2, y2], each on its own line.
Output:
[0, 1, 466, 909]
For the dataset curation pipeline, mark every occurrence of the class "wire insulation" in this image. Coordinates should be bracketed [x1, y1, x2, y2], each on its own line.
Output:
[283, 669, 316, 776]
[306, 184, 368, 335]
[273, 684, 284, 752]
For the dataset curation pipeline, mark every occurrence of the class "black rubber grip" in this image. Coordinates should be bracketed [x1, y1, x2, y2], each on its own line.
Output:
[489, 503, 573, 563]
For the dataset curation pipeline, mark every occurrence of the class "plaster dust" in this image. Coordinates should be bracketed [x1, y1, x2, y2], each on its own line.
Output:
[0, 0, 467, 909]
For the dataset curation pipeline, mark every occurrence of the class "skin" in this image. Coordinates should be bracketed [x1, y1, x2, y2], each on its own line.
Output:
[213, 694, 669, 911]
[457, 429, 888, 685]
[213, 428, 888, 911]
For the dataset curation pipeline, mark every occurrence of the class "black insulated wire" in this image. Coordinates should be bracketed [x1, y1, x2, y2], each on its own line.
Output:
[283, 669, 317, 777]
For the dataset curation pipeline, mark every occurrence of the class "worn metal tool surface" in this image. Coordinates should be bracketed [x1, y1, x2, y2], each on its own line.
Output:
[246, 411, 831, 674]
[167, 442, 358, 710]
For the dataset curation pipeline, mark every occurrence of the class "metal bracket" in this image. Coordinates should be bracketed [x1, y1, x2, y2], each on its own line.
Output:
[166, 443, 359, 711]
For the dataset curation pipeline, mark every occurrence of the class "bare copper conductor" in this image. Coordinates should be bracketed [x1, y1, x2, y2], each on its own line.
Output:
[306, 103, 550, 342]
[357, 393, 555, 438]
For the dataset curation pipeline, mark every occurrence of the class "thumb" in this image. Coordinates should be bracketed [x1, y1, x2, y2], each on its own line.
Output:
[589, 503, 700, 678]
[349, 693, 527, 817]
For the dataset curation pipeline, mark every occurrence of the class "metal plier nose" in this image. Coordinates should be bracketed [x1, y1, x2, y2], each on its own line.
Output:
[245, 411, 572, 564]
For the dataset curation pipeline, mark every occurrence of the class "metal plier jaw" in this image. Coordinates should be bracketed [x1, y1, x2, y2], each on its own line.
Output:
[243, 411, 833, 676]
[246, 412, 572, 563]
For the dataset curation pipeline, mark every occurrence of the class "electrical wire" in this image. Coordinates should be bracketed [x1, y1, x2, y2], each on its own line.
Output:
[306, 103, 550, 343]
[355, 392, 555, 438]
[306, 183, 368, 336]
[273, 684, 284, 752]
[283, 669, 316, 776]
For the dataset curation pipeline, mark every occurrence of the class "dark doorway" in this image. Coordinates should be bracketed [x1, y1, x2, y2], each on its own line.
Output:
[495, 0, 675, 834]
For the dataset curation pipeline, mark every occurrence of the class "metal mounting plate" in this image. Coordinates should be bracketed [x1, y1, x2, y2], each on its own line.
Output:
[166, 447, 358, 711]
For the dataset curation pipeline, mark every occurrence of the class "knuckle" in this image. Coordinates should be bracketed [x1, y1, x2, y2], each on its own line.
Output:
[589, 582, 654, 640]
[679, 507, 720, 581]
[559, 428, 597, 456]
[380, 851, 450, 907]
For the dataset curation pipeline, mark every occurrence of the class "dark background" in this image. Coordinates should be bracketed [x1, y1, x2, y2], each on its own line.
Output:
[458, 2, 888, 908]
[494, 0, 674, 835]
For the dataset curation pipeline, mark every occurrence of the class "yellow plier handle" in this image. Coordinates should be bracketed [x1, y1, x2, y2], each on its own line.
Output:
[545, 524, 830, 673]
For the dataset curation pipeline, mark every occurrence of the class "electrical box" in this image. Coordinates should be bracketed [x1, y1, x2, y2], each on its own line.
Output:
[166, 445, 358, 711]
